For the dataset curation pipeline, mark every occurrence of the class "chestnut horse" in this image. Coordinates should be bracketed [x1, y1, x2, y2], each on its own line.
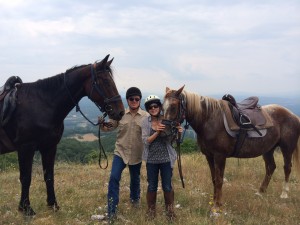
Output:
[162, 86, 300, 212]
[0, 55, 124, 216]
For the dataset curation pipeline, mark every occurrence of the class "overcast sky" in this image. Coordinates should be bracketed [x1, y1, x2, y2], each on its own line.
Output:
[1, 0, 299, 98]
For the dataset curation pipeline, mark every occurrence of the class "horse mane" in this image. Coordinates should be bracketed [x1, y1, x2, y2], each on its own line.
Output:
[68, 63, 115, 78]
[28, 65, 88, 91]
[182, 90, 222, 122]
[29, 63, 114, 91]
[65, 64, 88, 74]
[31, 73, 65, 91]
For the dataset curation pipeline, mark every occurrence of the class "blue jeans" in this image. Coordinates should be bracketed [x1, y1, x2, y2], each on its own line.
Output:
[107, 155, 141, 217]
[146, 162, 173, 192]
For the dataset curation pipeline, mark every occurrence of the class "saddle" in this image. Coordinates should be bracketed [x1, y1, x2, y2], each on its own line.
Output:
[0, 76, 22, 126]
[0, 76, 22, 153]
[221, 94, 273, 156]
[0, 76, 22, 96]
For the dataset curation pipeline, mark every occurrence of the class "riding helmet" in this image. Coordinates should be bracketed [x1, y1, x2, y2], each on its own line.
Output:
[126, 87, 142, 99]
[144, 95, 162, 111]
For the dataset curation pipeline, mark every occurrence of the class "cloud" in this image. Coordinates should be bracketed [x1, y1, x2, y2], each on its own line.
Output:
[0, 0, 299, 97]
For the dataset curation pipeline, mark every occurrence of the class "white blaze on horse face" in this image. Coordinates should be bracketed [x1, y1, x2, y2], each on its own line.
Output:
[163, 98, 172, 120]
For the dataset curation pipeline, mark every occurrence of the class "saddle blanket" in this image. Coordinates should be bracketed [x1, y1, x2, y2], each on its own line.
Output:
[221, 100, 273, 133]
[223, 113, 267, 138]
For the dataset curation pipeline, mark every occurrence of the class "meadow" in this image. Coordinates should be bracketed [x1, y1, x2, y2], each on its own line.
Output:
[0, 152, 299, 225]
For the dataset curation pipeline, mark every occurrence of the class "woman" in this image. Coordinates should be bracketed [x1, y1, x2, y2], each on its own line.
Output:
[141, 95, 183, 221]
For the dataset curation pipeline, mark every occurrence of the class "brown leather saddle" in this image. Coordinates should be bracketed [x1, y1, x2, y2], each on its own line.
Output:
[222, 94, 268, 156]
[222, 94, 266, 130]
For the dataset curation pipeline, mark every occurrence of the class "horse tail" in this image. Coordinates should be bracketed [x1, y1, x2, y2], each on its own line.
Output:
[293, 117, 300, 177]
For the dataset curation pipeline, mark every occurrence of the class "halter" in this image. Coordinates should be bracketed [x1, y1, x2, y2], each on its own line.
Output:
[64, 62, 122, 126]
[88, 63, 122, 117]
[64, 62, 122, 169]
[163, 93, 188, 140]
[164, 93, 189, 189]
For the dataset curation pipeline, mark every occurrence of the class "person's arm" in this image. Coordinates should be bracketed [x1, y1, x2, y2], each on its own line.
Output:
[146, 123, 165, 144]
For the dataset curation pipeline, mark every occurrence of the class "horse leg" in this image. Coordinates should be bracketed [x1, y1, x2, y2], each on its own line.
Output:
[17, 149, 36, 216]
[259, 150, 276, 193]
[41, 148, 60, 211]
[280, 151, 293, 199]
[213, 154, 226, 209]
[205, 154, 216, 200]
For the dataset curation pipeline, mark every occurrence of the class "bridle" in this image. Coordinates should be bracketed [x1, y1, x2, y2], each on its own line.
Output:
[64, 62, 122, 126]
[163, 93, 189, 188]
[64, 62, 122, 170]
[163, 93, 187, 138]
[88, 63, 122, 120]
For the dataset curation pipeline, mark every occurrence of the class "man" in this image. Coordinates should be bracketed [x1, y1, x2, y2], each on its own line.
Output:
[99, 87, 148, 221]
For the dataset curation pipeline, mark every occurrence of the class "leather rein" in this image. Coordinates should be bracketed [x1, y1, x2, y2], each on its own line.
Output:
[163, 93, 189, 188]
[64, 62, 122, 169]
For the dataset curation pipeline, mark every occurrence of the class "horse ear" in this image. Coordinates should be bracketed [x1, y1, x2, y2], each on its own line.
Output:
[99, 54, 110, 67]
[166, 87, 170, 93]
[107, 57, 114, 66]
[175, 85, 185, 96]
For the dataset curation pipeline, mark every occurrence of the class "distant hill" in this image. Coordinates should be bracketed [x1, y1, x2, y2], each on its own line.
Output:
[64, 94, 300, 137]
[64, 97, 128, 135]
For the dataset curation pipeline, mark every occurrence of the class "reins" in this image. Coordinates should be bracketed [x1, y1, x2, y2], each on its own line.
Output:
[97, 118, 108, 169]
[164, 93, 188, 188]
[63, 62, 121, 169]
[175, 120, 189, 189]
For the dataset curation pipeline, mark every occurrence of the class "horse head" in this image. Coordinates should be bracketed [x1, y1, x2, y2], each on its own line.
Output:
[162, 85, 186, 137]
[83, 55, 125, 121]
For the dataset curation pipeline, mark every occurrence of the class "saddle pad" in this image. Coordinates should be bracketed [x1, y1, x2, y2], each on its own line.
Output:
[223, 113, 267, 138]
[221, 100, 273, 131]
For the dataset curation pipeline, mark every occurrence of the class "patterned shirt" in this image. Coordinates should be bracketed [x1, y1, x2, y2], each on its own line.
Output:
[141, 115, 177, 168]
[147, 128, 170, 164]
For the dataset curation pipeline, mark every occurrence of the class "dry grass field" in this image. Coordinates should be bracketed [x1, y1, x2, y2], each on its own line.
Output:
[1, 152, 300, 225]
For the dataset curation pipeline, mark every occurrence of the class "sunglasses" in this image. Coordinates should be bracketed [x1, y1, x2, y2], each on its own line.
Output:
[128, 97, 140, 102]
[148, 104, 159, 110]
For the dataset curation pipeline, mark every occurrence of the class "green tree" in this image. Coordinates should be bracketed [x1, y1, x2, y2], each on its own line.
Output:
[0, 152, 18, 171]
[180, 138, 198, 153]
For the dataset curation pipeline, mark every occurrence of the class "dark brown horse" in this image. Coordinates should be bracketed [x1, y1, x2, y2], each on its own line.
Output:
[0, 55, 124, 216]
[162, 86, 300, 213]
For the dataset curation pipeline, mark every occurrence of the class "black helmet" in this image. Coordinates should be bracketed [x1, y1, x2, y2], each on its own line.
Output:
[126, 87, 142, 99]
[144, 95, 161, 111]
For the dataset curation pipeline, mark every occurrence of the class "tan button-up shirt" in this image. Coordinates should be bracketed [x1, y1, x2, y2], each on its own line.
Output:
[102, 107, 149, 165]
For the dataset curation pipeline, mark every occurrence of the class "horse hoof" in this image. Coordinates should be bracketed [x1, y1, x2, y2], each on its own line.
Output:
[255, 192, 263, 197]
[209, 206, 223, 218]
[48, 202, 60, 212]
[18, 205, 36, 216]
[210, 211, 221, 218]
[280, 192, 288, 199]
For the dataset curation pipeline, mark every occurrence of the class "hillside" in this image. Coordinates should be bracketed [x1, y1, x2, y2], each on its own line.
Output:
[63, 95, 300, 142]
[66, 95, 300, 132]
[0, 153, 299, 225]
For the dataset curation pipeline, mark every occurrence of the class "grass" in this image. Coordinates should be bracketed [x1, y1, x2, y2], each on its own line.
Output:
[0, 152, 300, 225]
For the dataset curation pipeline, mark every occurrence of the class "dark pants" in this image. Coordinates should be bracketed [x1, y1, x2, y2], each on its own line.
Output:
[146, 162, 173, 192]
[107, 155, 142, 217]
